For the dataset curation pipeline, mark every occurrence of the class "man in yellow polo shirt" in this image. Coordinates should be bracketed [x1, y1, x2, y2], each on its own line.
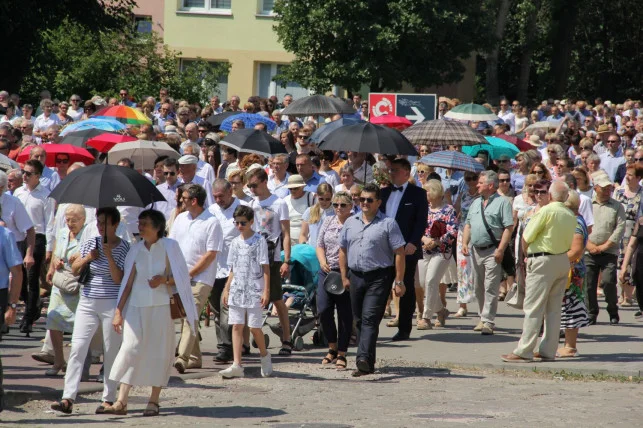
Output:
[502, 180, 577, 363]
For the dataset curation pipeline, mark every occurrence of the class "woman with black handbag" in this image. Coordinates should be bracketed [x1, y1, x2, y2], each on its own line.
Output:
[417, 180, 459, 330]
[106, 209, 197, 417]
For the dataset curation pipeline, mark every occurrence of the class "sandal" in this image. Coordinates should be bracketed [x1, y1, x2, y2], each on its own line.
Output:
[454, 308, 467, 318]
[103, 400, 128, 415]
[498, 292, 507, 302]
[321, 349, 338, 366]
[278, 341, 293, 356]
[417, 319, 432, 330]
[335, 355, 347, 370]
[386, 319, 399, 327]
[555, 347, 579, 359]
[143, 402, 160, 417]
[95, 401, 113, 414]
[51, 398, 73, 414]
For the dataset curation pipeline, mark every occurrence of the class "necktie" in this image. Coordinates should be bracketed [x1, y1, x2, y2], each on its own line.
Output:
[392, 186, 403, 192]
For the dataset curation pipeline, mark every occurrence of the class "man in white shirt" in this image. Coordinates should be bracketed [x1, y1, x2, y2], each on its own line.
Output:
[33, 99, 61, 139]
[29, 146, 60, 192]
[178, 155, 214, 207]
[267, 153, 290, 199]
[599, 134, 626, 182]
[181, 141, 215, 184]
[155, 158, 181, 219]
[210, 96, 223, 114]
[67, 95, 84, 121]
[208, 179, 247, 363]
[169, 183, 222, 373]
[13, 160, 55, 334]
[497, 99, 516, 133]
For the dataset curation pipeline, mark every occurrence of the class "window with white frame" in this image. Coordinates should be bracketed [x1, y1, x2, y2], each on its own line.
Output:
[260, 0, 275, 14]
[257, 63, 310, 100]
[181, 0, 231, 12]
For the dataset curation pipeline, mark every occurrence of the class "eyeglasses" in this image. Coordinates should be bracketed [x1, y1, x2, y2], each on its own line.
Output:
[233, 221, 248, 226]
[21, 170, 34, 177]
[163, 171, 176, 176]
[635, 157, 643, 162]
[297, 134, 310, 140]
[198, 129, 207, 133]
[417, 170, 428, 174]
[71, 99, 80, 102]
[318, 197, 331, 201]
[607, 140, 619, 143]
[55, 158, 69, 164]
[359, 197, 375, 204]
[534, 189, 549, 195]
[547, 150, 557, 154]
[499, 178, 510, 183]
[120, 93, 127, 96]
[247, 183, 259, 189]
[332, 203, 349, 208]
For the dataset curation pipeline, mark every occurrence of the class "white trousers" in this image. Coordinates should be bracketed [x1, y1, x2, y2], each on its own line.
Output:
[62, 296, 122, 402]
[417, 253, 450, 319]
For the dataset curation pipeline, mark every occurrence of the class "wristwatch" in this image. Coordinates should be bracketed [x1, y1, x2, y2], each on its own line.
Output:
[9, 303, 17, 310]
[284, 260, 293, 265]
[394, 281, 404, 287]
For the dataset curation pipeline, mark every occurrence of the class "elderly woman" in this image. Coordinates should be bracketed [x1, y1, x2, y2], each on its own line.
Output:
[335, 164, 355, 193]
[316, 191, 353, 369]
[512, 174, 538, 300]
[51, 207, 130, 415]
[511, 152, 532, 194]
[175, 106, 190, 131]
[545, 144, 565, 178]
[415, 163, 434, 187]
[300, 183, 334, 246]
[34, 99, 60, 138]
[105, 209, 197, 416]
[417, 180, 458, 330]
[56, 102, 73, 125]
[586, 153, 601, 175]
[558, 190, 591, 358]
[453, 171, 479, 317]
[613, 165, 643, 306]
[44, 205, 87, 376]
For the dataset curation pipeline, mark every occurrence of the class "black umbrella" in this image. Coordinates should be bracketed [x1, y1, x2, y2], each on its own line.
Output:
[49, 164, 166, 208]
[219, 129, 287, 157]
[60, 129, 121, 148]
[205, 111, 243, 127]
[280, 94, 356, 116]
[319, 122, 418, 156]
[309, 117, 364, 144]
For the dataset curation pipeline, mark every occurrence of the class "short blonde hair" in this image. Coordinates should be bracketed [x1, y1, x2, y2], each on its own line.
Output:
[227, 168, 246, 184]
[565, 189, 580, 213]
[423, 179, 444, 200]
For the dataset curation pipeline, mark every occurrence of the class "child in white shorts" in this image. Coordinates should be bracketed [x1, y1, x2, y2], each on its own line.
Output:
[221, 205, 272, 378]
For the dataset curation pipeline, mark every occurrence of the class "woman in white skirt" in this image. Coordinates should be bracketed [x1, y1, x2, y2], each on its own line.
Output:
[106, 209, 198, 417]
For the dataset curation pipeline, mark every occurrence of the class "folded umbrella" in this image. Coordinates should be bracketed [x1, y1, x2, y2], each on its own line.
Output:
[220, 113, 276, 133]
[93, 105, 152, 125]
[402, 119, 487, 147]
[86, 133, 138, 153]
[461, 136, 520, 160]
[49, 164, 166, 208]
[16, 144, 95, 167]
[419, 151, 485, 173]
[319, 122, 417, 156]
[107, 140, 179, 170]
[444, 103, 499, 122]
[369, 115, 413, 130]
[309, 117, 363, 144]
[280, 94, 356, 116]
[220, 129, 287, 157]
[60, 118, 127, 136]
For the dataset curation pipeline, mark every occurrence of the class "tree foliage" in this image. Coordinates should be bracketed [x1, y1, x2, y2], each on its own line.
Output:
[20, 21, 230, 105]
[273, 0, 492, 93]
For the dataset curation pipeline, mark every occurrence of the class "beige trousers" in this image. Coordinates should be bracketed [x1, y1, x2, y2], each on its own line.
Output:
[513, 254, 569, 359]
[417, 253, 450, 319]
[176, 281, 212, 366]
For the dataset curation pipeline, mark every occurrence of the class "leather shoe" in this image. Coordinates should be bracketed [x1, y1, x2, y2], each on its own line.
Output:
[609, 317, 620, 325]
[32, 351, 55, 365]
[391, 331, 410, 342]
[214, 351, 232, 364]
[588, 316, 597, 325]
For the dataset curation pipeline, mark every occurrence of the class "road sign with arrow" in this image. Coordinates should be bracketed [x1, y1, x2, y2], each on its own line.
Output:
[368, 92, 436, 124]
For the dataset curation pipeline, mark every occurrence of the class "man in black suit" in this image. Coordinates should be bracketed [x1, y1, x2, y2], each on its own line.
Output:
[380, 158, 428, 341]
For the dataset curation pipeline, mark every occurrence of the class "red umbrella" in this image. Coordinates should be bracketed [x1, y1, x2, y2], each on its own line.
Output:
[17, 144, 95, 167]
[370, 115, 413, 130]
[495, 134, 534, 152]
[86, 133, 138, 153]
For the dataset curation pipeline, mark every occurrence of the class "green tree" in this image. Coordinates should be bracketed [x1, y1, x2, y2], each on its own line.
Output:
[20, 21, 229, 105]
[273, 0, 492, 93]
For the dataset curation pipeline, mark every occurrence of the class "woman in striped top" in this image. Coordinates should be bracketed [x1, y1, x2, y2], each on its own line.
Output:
[51, 207, 130, 415]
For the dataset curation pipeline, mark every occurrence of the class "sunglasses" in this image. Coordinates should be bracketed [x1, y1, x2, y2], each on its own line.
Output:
[318, 197, 331, 201]
[247, 183, 259, 189]
[607, 140, 619, 143]
[332, 203, 349, 208]
[55, 158, 69, 164]
[233, 221, 248, 226]
[21, 170, 34, 177]
[534, 189, 549, 195]
[499, 178, 510, 183]
[635, 157, 643, 162]
[359, 197, 375, 204]
[120, 93, 127, 96]
[164, 171, 176, 176]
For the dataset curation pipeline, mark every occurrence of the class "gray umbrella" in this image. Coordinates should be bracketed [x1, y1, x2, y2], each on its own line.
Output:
[280, 94, 356, 116]
[0, 153, 19, 172]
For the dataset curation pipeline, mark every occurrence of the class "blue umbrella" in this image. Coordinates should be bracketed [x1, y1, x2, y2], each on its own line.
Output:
[420, 151, 484, 173]
[461, 136, 520, 160]
[60, 118, 127, 136]
[309, 117, 363, 143]
[220, 113, 276, 133]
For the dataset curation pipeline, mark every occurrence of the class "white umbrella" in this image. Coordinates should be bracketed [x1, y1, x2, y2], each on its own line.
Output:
[107, 140, 179, 170]
[523, 121, 562, 134]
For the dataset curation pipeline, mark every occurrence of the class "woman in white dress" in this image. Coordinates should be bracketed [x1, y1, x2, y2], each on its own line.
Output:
[106, 209, 197, 417]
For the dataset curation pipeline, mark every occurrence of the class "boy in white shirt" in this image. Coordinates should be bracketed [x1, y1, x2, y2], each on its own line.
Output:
[221, 205, 272, 378]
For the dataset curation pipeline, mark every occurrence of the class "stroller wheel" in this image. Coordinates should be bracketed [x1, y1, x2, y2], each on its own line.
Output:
[293, 336, 304, 352]
[251, 333, 270, 349]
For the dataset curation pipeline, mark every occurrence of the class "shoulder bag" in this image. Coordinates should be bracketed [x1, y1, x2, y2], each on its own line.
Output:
[78, 237, 99, 285]
[479, 198, 514, 274]
[165, 251, 186, 319]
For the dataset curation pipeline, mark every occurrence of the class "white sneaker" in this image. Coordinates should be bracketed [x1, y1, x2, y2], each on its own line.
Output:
[260, 353, 273, 377]
[220, 363, 244, 379]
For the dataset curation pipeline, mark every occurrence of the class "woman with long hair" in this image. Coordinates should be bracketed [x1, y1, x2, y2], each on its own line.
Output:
[572, 166, 593, 199]
[300, 183, 334, 246]
[511, 152, 533, 194]
[530, 162, 553, 181]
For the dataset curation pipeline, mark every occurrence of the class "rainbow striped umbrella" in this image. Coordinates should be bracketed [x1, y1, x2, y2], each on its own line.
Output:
[93, 105, 152, 125]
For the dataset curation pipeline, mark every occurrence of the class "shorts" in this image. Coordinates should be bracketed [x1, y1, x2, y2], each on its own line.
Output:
[269, 262, 283, 302]
[228, 305, 264, 329]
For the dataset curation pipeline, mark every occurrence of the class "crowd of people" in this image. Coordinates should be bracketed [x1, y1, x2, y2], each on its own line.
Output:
[0, 88, 642, 414]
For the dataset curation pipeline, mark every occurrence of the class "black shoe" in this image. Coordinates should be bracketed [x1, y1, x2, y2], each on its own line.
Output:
[634, 311, 642, 319]
[356, 359, 371, 373]
[19, 322, 33, 335]
[588, 316, 597, 326]
[609, 317, 620, 325]
[214, 351, 232, 364]
[391, 331, 410, 342]
[242, 344, 251, 356]
[448, 284, 458, 293]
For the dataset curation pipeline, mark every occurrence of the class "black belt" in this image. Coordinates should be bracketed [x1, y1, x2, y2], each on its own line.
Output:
[474, 244, 496, 251]
[526, 252, 560, 258]
[350, 266, 394, 279]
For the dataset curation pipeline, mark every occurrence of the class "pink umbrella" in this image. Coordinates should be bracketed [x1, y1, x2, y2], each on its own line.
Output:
[370, 115, 413, 130]
[86, 133, 138, 153]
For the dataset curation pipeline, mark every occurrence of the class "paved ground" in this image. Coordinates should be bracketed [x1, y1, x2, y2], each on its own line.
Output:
[1, 292, 641, 426]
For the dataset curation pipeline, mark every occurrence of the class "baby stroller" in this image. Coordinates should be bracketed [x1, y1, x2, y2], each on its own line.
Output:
[253, 244, 319, 351]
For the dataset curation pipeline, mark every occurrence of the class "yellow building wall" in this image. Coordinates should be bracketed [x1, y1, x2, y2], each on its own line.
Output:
[163, 0, 294, 101]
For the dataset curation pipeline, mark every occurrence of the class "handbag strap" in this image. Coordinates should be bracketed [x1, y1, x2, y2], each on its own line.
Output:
[479, 196, 500, 247]
[164, 249, 173, 295]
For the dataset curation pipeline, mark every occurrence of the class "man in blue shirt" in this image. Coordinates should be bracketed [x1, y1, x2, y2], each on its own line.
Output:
[0, 225, 24, 412]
